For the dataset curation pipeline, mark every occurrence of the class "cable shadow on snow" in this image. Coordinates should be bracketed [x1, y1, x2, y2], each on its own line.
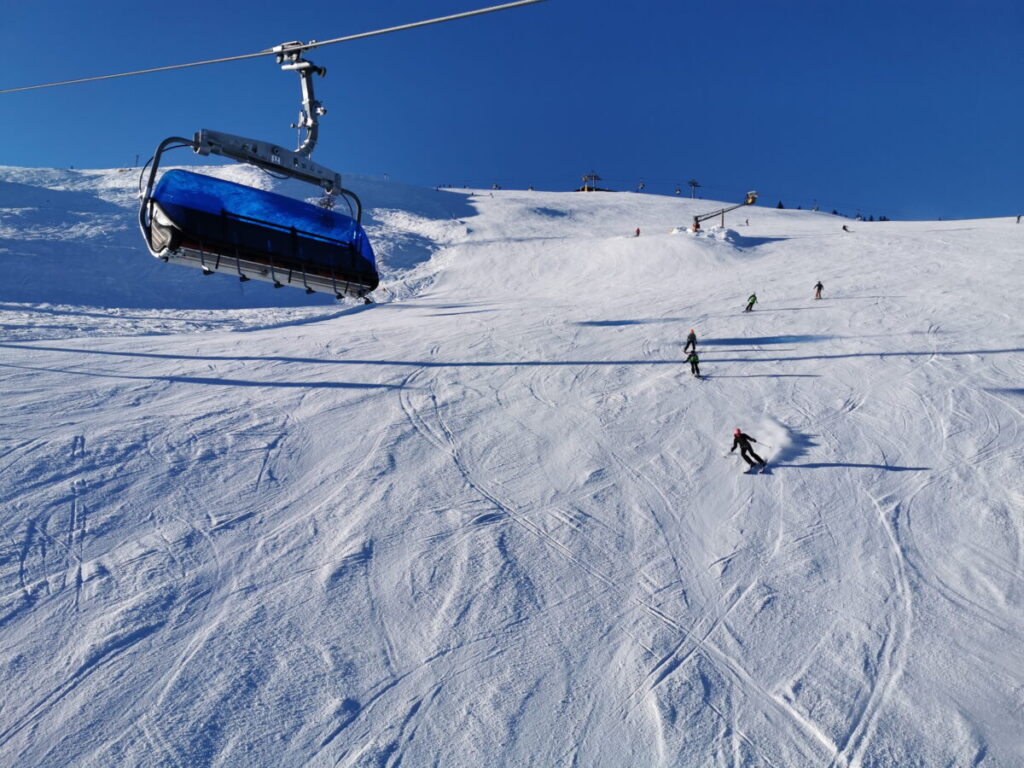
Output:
[701, 307, 825, 318]
[822, 295, 908, 300]
[0, 362, 406, 391]
[4, 343, 1020, 370]
[577, 317, 693, 327]
[710, 374, 820, 379]
[703, 348, 1024, 364]
[705, 335, 837, 345]
[770, 427, 929, 472]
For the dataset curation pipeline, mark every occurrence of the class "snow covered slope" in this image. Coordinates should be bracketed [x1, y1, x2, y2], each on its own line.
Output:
[1, 168, 1023, 767]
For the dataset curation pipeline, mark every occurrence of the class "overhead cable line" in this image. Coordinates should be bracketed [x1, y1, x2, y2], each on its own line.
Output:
[0, 0, 547, 95]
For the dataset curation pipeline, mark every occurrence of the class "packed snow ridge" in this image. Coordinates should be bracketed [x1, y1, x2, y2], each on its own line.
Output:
[1, 165, 1023, 767]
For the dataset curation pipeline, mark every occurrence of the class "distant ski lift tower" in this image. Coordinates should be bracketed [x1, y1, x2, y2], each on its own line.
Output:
[688, 179, 701, 198]
[581, 173, 601, 192]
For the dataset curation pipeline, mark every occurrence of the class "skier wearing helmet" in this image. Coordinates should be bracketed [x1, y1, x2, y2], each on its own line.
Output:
[730, 428, 766, 470]
[684, 329, 697, 354]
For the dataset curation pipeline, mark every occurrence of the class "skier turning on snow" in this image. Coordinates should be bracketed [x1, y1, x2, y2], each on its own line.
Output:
[684, 329, 697, 354]
[814, 281, 824, 299]
[686, 351, 700, 377]
[744, 293, 757, 312]
[731, 429, 766, 469]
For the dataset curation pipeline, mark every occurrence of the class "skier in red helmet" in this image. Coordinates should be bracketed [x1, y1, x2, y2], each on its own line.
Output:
[730, 428, 766, 470]
[684, 329, 697, 354]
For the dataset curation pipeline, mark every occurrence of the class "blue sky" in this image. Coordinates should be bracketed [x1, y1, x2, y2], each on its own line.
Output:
[2, 0, 1021, 220]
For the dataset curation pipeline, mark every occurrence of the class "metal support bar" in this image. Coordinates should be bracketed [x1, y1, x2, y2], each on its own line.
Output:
[193, 128, 342, 192]
[693, 191, 758, 228]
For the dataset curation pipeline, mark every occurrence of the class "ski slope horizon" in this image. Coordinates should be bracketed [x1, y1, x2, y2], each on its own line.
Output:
[1, 165, 1023, 766]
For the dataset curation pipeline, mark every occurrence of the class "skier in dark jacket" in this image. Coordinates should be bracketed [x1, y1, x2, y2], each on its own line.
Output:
[814, 281, 824, 299]
[744, 293, 757, 312]
[684, 329, 697, 354]
[731, 428, 766, 468]
[685, 351, 700, 377]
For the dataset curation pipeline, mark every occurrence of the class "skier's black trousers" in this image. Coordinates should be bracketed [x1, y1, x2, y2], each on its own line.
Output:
[740, 447, 764, 466]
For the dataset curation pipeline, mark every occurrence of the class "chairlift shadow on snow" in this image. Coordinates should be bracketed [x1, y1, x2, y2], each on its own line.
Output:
[725, 234, 788, 248]
[985, 388, 1024, 397]
[530, 207, 571, 218]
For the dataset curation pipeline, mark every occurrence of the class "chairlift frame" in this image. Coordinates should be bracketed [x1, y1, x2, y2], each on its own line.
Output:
[138, 45, 377, 300]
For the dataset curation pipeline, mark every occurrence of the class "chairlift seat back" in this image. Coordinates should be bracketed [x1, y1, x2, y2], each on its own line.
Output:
[146, 169, 378, 295]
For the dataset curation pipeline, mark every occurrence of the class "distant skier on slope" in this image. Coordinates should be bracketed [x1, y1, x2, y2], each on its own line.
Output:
[684, 329, 697, 354]
[686, 351, 701, 378]
[730, 428, 766, 469]
[635, 227, 640, 237]
[814, 281, 824, 299]
[842, 224, 851, 232]
[744, 293, 757, 312]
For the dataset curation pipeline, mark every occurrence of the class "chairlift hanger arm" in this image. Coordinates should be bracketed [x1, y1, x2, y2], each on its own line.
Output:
[0, 0, 548, 94]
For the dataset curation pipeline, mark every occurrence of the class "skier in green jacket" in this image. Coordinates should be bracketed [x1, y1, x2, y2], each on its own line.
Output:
[744, 293, 757, 312]
[685, 351, 701, 377]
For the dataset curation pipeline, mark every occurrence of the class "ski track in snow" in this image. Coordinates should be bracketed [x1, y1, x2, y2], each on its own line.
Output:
[1, 167, 1023, 766]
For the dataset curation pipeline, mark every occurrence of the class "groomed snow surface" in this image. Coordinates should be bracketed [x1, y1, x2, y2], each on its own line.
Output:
[2, 166, 1023, 766]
